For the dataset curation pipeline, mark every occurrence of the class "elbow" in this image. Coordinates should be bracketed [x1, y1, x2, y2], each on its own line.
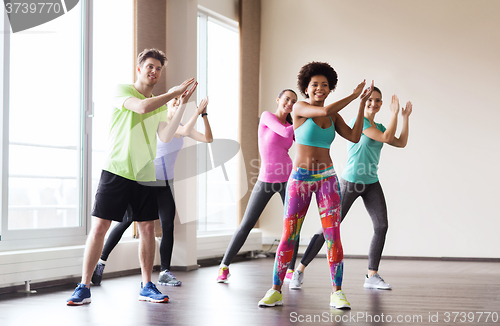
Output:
[206, 137, 214, 143]
[137, 103, 149, 114]
[392, 139, 407, 148]
[159, 133, 173, 144]
[349, 133, 361, 143]
[384, 135, 395, 144]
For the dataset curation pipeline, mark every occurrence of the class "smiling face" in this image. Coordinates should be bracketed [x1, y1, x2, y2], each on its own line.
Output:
[364, 90, 383, 114]
[137, 57, 163, 87]
[277, 90, 297, 115]
[305, 75, 330, 103]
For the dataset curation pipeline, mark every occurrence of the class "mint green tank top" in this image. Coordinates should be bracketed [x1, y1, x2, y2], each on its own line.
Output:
[341, 117, 386, 184]
[294, 117, 335, 149]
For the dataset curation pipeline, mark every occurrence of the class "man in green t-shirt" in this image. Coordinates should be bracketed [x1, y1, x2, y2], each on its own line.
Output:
[67, 48, 196, 305]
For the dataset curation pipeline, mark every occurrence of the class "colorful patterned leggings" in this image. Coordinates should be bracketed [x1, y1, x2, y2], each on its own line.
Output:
[273, 165, 343, 286]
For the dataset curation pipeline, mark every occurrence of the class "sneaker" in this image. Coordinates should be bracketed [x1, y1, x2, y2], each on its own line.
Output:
[330, 290, 351, 309]
[158, 269, 182, 286]
[258, 289, 283, 307]
[289, 270, 303, 289]
[216, 266, 230, 283]
[66, 283, 91, 306]
[91, 262, 105, 285]
[364, 273, 392, 290]
[284, 269, 294, 283]
[139, 282, 169, 303]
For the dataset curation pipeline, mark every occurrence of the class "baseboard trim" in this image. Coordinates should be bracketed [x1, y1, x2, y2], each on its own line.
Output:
[168, 264, 200, 272]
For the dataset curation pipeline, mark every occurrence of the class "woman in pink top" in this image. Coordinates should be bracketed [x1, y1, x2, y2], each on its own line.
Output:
[217, 89, 298, 282]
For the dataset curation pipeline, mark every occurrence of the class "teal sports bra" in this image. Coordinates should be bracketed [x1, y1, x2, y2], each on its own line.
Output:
[295, 117, 336, 149]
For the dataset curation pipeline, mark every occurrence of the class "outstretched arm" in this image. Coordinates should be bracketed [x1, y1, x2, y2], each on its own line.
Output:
[335, 82, 374, 142]
[124, 78, 195, 114]
[157, 82, 198, 143]
[293, 80, 367, 119]
[390, 101, 412, 148]
[177, 97, 214, 143]
[363, 94, 399, 143]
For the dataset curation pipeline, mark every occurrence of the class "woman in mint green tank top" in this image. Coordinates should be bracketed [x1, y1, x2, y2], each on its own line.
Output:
[288, 86, 413, 292]
[258, 61, 373, 309]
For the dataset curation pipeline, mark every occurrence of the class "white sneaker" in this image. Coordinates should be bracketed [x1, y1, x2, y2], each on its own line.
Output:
[363, 273, 392, 289]
[289, 270, 304, 289]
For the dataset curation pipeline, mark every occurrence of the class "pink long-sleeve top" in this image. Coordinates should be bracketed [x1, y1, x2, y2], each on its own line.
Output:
[257, 111, 294, 183]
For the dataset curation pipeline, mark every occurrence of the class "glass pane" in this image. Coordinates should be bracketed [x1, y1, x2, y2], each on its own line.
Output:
[197, 18, 240, 232]
[8, 3, 83, 230]
[92, 0, 134, 233]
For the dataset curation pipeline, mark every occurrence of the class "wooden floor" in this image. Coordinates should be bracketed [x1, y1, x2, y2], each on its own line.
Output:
[0, 257, 499, 326]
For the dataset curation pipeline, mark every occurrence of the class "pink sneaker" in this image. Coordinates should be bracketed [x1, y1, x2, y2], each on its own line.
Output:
[216, 267, 230, 283]
[284, 269, 294, 283]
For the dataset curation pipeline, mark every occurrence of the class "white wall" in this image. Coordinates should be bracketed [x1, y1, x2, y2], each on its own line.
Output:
[258, 0, 500, 258]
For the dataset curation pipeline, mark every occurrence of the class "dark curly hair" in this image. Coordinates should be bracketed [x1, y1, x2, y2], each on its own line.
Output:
[297, 62, 338, 98]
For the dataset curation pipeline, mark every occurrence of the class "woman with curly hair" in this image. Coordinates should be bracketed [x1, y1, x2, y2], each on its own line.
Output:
[258, 62, 373, 309]
[287, 87, 412, 291]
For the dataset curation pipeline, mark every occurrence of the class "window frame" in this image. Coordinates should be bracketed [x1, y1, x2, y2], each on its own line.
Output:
[0, 0, 93, 250]
[196, 7, 240, 234]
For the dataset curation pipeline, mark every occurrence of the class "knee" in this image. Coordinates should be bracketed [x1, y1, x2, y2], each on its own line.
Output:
[90, 218, 112, 237]
[374, 222, 388, 235]
[161, 218, 174, 231]
[138, 221, 155, 238]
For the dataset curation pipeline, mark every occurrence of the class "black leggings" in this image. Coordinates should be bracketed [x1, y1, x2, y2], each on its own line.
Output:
[222, 180, 299, 266]
[288, 179, 388, 271]
[101, 179, 176, 271]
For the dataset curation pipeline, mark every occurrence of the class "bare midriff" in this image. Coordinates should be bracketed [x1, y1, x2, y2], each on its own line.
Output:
[294, 144, 332, 171]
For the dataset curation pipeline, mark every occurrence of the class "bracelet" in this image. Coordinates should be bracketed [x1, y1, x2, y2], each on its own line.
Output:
[201, 113, 208, 117]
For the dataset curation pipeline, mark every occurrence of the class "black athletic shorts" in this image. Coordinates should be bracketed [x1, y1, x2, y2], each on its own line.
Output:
[91, 170, 159, 222]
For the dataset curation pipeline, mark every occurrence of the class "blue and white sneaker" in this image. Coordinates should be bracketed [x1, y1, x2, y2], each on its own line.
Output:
[139, 282, 169, 303]
[66, 283, 91, 306]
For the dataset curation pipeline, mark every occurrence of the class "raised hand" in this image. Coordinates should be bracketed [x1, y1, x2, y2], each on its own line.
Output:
[172, 78, 196, 97]
[359, 80, 374, 102]
[352, 79, 367, 98]
[198, 97, 209, 115]
[390, 95, 400, 115]
[179, 81, 198, 104]
[402, 101, 412, 117]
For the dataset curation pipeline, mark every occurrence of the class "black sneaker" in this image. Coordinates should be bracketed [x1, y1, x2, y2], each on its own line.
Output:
[91, 262, 105, 285]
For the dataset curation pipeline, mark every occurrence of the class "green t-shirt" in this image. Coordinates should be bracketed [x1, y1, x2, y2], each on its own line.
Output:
[341, 117, 386, 184]
[103, 84, 168, 181]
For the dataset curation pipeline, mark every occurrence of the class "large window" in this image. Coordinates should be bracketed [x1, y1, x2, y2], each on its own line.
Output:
[1, 1, 91, 248]
[197, 10, 240, 232]
[92, 0, 134, 235]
